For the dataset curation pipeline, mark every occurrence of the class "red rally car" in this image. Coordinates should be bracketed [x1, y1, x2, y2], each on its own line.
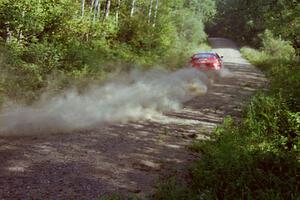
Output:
[190, 52, 223, 71]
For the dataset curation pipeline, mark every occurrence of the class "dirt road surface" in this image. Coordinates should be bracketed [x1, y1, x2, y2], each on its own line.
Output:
[0, 38, 266, 199]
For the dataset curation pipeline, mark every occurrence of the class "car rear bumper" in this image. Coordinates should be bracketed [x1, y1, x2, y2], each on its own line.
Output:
[192, 64, 222, 71]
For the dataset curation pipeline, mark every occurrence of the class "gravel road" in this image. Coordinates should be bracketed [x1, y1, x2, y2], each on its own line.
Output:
[0, 38, 267, 199]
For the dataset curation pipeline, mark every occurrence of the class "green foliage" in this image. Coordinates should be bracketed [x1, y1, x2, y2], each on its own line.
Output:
[268, 63, 300, 111]
[155, 94, 300, 200]
[0, 0, 216, 104]
[209, 0, 300, 51]
[260, 30, 296, 60]
[240, 47, 268, 65]
[241, 31, 300, 111]
[191, 94, 299, 199]
[245, 94, 300, 152]
[185, 0, 216, 23]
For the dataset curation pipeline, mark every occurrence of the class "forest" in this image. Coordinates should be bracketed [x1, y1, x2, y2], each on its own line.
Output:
[1, 0, 298, 103]
[0, 0, 299, 199]
[0, 0, 215, 103]
[210, 0, 300, 50]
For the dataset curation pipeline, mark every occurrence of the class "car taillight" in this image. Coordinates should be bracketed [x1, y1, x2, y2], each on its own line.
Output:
[213, 62, 220, 69]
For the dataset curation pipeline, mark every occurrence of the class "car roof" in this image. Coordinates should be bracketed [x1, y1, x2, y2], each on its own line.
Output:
[192, 52, 218, 59]
[194, 51, 217, 55]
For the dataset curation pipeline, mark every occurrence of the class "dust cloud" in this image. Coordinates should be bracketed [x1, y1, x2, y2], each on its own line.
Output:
[218, 67, 233, 78]
[0, 68, 207, 136]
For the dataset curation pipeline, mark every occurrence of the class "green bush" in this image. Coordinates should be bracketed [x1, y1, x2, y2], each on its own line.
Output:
[259, 30, 296, 61]
[241, 30, 300, 111]
[155, 94, 300, 200]
[192, 94, 299, 199]
[245, 94, 300, 152]
[240, 47, 268, 65]
[241, 30, 297, 66]
[268, 63, 300, 112]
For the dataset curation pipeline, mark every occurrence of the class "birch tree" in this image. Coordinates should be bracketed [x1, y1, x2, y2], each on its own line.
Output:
[130, 0, 136, 17]
[116, 0, 121, 23]
[104, 0, 111, 19]
[17, 9, 25, 43]
[90, 0, 95, 16]
[148, 0, 153, 23]
[153, 0, 159, 27]
[96, 0, 101, 19]
[5, 22, 12, 42]
[93, 0, 100, 22]
[81, 0, 85, 17]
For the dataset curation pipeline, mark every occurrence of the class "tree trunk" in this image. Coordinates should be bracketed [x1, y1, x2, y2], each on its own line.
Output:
[90, 0, 95, 15]
[18, 10, 25, 43]
[130, 0, 136, 17]
[148, 0, 153, 23]
[96, 0, 101, 19]
[104, 0, 111, 19]
[153, 0, 159, 27]
[93, 0, 100, 22]
[5, 22, 11, 43]
[81, 0, 85, 17]
[92, 0, 97, 22]
[116, 0, 121, 23]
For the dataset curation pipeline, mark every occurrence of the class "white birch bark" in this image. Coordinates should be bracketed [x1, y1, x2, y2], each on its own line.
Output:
[130, 0, 136, 17]
[116, 0, 121, 23]
[5, 22, 11, 43]
[104, 0, 111, 19]
[18, 10, 25, 43]
[93, 0, 100, 22]
[153, 0, 159, 27]
[81, 0, 85, 17]
[90, 0, 95, 15]
[148, 0, 153, 23]
[96, 0, 101, 19]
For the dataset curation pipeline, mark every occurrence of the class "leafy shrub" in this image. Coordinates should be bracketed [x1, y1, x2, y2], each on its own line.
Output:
[245, 94, 300, 152]
[241, 30, 300, 111]
[259, 30, 296, 60]
[241, 30, 297, 66]
[155, 94, 299, 200]
[197, 94, 299, 199]
[240, 47, 268, 65]
[268, 63, 300, 112]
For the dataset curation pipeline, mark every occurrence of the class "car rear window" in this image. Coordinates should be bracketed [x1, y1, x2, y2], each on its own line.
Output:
[193, 53, 216, 59]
